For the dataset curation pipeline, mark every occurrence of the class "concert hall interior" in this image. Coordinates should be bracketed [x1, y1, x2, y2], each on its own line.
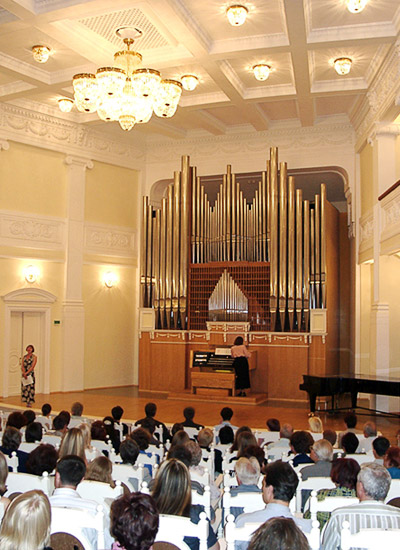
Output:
[0, 1, 399, 416]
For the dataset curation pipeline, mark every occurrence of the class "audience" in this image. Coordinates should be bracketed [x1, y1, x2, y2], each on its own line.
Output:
[69, 402, 84, 427]
[338, 412, 362, 447]
[25, 422, 43, 444]
[182, 407, 204, 430]
[78, 422, 101, 461]
[0, 426, 29, 473]
[322, 463, 400, 550]
[111, 405, 129, 437]
[384, 446, 400, 479]
[266, 418, 281, 432]
[308, 415, 323, 433]
[372, 436, 390, 465]
[85, 455, 115, 487]
[230, 426, 252, 453]
[218, 425, 234, 446]
[58, 427, 86, 462]
[214, 407, 237, 443]
[6, 411, 25, 430]
[51, 414, 68, 438]
[91, 420, 108, 443]
[289, 431, 314, 467]
[26, 444, 58, 477]
[358, 421, 377, 453]
[248, 517, 310, 550]
[119, 438, 152, 489]
[266, 423, 293, 457]
[170, 429, 190, 447]
[0, 453, 10, 518]
[135, 402, 170, 443]
[103, 416, 121, 453]
[341, 432, 359, 455]
[322, 429, 337, 448]
[229, 457, 261, 518]
[36, 403, 52, 431]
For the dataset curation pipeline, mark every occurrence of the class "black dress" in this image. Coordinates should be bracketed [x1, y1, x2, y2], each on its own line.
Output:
[231, 344, 251, 390]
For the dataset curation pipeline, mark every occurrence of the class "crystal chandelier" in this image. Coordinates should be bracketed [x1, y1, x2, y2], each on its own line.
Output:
[72, 30, 183, 131]
[253, 64, 271, 81]
[226, 5, 248, 26]
[32, 45, 51, 63]
[334, 57, 352, 75]
[346, 0, 368, 13]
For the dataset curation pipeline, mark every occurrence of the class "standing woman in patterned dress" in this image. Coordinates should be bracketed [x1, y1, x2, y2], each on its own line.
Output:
[21, 345, 37, 407]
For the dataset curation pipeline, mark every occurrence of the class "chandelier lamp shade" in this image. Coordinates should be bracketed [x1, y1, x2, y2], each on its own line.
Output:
[334, 57, 352, 75]
[58, 98, 74, 113]
[253, 64, 271, 81]
[32, 45, 51, 63]
[181, 74, 199, 91]
[72, 32, 184, 131]
[346, 0, 368, 13]
[226, 5, 248, 26]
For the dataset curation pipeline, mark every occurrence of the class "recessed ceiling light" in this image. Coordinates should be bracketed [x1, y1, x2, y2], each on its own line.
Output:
[32, 45, 51, 63]
[226, 5, 248, 26]
[181, 75, 199, 91]
[253, 64, 271, 81]
[334, 57, 352, 75]
[58, 98, 74, 113]
[346, 0, 368, 13]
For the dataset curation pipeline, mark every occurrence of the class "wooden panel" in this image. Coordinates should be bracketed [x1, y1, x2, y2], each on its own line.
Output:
[267, 343, 309, 400]
[191, 370, 235, 395]
[138, 333, 152, 390]
[325, 201, 340, 375]
[308, 336, 326, 376]
[339, 212, 352, 374]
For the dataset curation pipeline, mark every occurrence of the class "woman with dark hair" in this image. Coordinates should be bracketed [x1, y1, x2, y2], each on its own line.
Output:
[21, 344, 37, 407]
[249, 517, 310, 550]
[170, 430, 190, 448]
[103, 416, 120, 453]
[230, 426, 252, 453]
[26, 444, 58, 476]
[289, 431, 314, 467]
[231, 336, 251, 396]
[304, 457, 360, 528]
[151, 459, 219, 550]
[111, 493, 159, 550]
[0, 427, 29, 473]
[384, 446, 400, 479]
[25, 422, 43, 444]
[91, 420, 107, 442]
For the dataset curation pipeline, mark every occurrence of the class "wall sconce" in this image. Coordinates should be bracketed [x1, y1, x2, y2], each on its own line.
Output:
[103, 271, 117, 288]
[24, 265, 39, 283]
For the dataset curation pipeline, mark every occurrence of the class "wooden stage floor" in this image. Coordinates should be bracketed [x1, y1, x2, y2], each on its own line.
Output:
[1, 386, 398, 442]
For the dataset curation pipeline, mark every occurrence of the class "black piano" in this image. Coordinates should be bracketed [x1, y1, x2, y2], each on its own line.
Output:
[300, 374, 400, 416]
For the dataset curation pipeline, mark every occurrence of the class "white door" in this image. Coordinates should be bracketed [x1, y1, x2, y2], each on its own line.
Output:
[9, 312, 43, 397]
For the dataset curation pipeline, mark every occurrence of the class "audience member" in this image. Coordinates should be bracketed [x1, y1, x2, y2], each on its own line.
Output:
[338, 412, 362, 447]
[6, 411, 25, 430]
[0, 426, 29, 473]
[103, 416, 121, 453]
[111, 405, 129, 437]
[384, 446, 400, 479]
[182, 407, 204, 430]
[266, 424, 294, 457]
[322, 463, 400, 550]
[300, 439, 333, 480]
[248, 517, 310, 550]
[119, 438, 151, 489]
[198, 427, 222, 474]
[135, 402, 170, 443]
[170, 430, 190, 447]
[341, 432, 359, 455]
[130, 427, 151, 452]
[91, 420, 107, 442]
[224, 457, 261, 519]
[242, 445, 266, 470]
[236, 432, 259, 460]
[25, 422, 43, 443]
[26, 444, 58, 477]
[36, 404, 52, 431]
[58, 410, 71, 427]
[289, 431, 314, 467]
[78, 422, 101, 462]
[219, 425, 234, 446]
[171, 422, 184, 437]
[358, 421, 377, 453]
[85, 455, 115, 487]
[110, 493, 159, 550]
[51, 414, 68, 437]
[230, 426, 252, 453]
[0, 490, 51, 550]
[372, 436, 390, 465]
[23, 409, 36, 426]
[214, 407, 238, 443]
[322, 429, 337, 448]
[308, 415, 323, 433]
[58, 427, 86, 462]
[304, 457, 360, 528]
[69, 402, 84, 427]
[140, 418, 162, 447]
[266, 418, 280, 432]
[235, 461, 311, 550]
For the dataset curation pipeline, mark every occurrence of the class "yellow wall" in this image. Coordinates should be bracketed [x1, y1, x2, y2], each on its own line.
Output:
[0, 142, 66, 217]
[359, 143, 374, 216]
[359, 263, 372, 376]
[85, 161, 138, 227]
[380, 255, 400, 369]
[396, 135, 400, 181]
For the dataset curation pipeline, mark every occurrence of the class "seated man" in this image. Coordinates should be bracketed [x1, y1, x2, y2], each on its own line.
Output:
[111, 405, 129, 437]
[357, 421, 377, 453]
[35, 403, 52, 431]
[338, 412, 362, 447]
[372, 436, 390, 465]
[266, 423, 293, 459]
[322, 462, 400, 550]
[289, 431, 314, 467]
[134, 402, 170, 443]
[182, 406, 204, 430]
[214, 407, 238, 443]
[69, 402, 84, 428]
[119, 438, 152, 490]
[228, 457, 261, 519]
[50, 454, 112, 549]
[341, 432, 359, 455]
[300, 439, 333, 480]
[235, 461, 312, 550]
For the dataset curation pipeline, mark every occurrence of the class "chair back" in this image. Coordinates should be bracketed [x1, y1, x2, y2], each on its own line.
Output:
[148, 443, 164, 462]
[341, 519, 400, 550]
[112, 463, 144, 492]
[183, 427, 201, 440]
[19, 441, 40, 453]
[5, 471, 53, 496]
[255, 430, 281, 446]
[222, 486, 264, 517]
[136, 451, 159, 476]
[190, 467, 210, 487]
[385, 478, 400, 503]
[51, 505, 105, 550]
[76, 479, 123, 505]
[50, 532, 85, 550]
[155, 512, 208, 550]
[42, 434, 62, 447]
[5, 451, 18, 472]
[295, 475, 335, 512]
[191, 485, 211, 519]
[309, 490, 359, 520]
[342, 452, 374, 465]
[90, 439, 112, 454]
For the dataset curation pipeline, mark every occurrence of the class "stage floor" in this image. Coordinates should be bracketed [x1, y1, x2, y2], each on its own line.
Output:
[1, 386, 398, 442]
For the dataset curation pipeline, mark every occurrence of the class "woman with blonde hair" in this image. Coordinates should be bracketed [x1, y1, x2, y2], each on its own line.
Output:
[0, 490, 51, 550]
[58, 427, 86, 462]
[78, 422, 101, 462]
[85, 455, 115, 487]
[308, 415, 323, 434]
[151, 458, 219, 550]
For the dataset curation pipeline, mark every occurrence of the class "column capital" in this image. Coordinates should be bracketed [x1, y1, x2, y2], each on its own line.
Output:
[368, 123, 400, 144]
[64, 155, 93, 170]
[371, 302, 389, 313]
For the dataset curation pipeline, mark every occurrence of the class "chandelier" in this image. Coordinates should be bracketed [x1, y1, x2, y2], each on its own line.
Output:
[346, 0, 367, 13]
[72, 28, 183, 131]
[334, 57, 352, 75]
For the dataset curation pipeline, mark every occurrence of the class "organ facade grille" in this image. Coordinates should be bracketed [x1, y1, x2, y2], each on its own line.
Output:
[140, 148, 327, 332]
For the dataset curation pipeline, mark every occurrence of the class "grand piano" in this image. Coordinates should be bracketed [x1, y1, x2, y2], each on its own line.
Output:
[300, 374, 400, 416]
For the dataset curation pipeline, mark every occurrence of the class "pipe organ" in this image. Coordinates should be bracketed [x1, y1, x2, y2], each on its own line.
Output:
[141, 148, 327, 332]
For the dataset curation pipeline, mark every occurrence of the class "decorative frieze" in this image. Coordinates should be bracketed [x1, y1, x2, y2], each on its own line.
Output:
[84, 223, 136, 257]
[359, 211, 374, 255]
[0, 210, 65, 249]
[380, 185, 400, 252]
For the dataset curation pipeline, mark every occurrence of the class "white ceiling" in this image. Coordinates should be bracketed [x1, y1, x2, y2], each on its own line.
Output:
[0, 0, 399, 143]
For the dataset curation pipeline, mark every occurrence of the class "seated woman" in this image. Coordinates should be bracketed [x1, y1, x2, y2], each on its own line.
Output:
[130, 428, 157, 475]
[249, 517, 309, 550]
[170, 430, 190, 447]
[0, 489, 51, 550]
[78, 422, 101, 462]
[384, 446, 400, 479]
[308, 415, 323, 434]
[85, 455, 115, 487]
[58, 427, 86, 462]
[304, 457, 360, 528]
[25, 422, 43, 444]
[110, 492, 159, 550]
[151, 458, 219, 550]
[289, 431, 314, 467]
[0, 426, 29, 473]
[230, 426, 252, 454]
[197, 428, 222, 474]
[26, 444, 58, 477]
[119, 438, 152, 490]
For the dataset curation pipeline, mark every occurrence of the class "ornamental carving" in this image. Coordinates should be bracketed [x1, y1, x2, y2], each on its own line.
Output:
[84, 224, 135, 256]
[0, 211, 64, 247]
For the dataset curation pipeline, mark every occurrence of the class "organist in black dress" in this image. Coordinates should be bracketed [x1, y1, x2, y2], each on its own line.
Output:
[231, 336, 251, 397]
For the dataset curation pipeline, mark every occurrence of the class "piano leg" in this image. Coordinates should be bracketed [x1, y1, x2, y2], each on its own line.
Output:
[309, 392, 317, 413]
[351, 390, 358, 409]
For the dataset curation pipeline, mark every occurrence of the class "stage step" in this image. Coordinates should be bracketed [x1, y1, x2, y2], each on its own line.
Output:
[167, 391, 268, 406]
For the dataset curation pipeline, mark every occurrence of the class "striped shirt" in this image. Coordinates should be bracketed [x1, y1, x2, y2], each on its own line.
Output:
[322, 500, 400, 550]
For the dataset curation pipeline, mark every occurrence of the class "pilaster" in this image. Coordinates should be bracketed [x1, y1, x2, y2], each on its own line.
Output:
[61, 155, 93, 391]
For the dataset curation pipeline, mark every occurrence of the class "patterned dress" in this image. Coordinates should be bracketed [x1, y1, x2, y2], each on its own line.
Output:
[304, 486, 357, 529]
[21, 355, 35, 405]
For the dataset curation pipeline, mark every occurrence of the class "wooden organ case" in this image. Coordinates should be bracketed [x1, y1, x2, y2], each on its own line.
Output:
[138, 148, 343, 404]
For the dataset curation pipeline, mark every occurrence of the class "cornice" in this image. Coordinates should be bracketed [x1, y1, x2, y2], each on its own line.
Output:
[0, 103, 146, 171]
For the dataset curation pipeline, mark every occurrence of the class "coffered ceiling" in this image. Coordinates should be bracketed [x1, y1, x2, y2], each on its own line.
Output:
[0, 0, 399, 142]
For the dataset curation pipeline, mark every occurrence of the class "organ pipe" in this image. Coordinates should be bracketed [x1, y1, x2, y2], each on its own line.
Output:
[140, 149, 328, 333]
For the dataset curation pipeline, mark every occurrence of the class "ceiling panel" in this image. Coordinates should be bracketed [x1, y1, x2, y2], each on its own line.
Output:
[259, 99, 298, 120]
[315, 94, 359, 117]
[309, 0, 400, 30]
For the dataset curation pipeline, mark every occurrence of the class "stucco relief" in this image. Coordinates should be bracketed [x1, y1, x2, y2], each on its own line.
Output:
[84, 224, 135, 256]
[0, 211, 64, 248]
[381, 187, 400, 244]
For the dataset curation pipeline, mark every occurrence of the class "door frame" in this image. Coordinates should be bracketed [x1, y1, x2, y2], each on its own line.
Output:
[2, 288, 56, 398]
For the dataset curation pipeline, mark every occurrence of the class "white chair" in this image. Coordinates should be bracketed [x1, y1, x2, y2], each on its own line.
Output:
[5, 471, 53, 496]
[155, 512, 208, 550]
[76, 479, 123, 506]
[222, 486, 264, 518]
[36, 415, 52, 431]
[85, 446, 102, 463]
[5, 451, 18, 472]
[192, 485, 212, 519]
[112, 463, 144, 492]
[19, 441, 40, 453]
[90, 439, 112, 455]
[136, 451, 159, 476]
[42, 434, 62, 446]
[225, 514, 320, 550]
[255, 430, 281, 446]
[51, 505, 105, 550]
[148, 443, 164, 462]
[385, 478, 400, 503]
[221, 451, 237, 473]
[191, 466, 210, 488]
[296, 475, 335, 513]
[308, 490, 359, 520]
[342, 452, 374, 465]
[183, 426, 201, 440]
[341, 519, 400, 550]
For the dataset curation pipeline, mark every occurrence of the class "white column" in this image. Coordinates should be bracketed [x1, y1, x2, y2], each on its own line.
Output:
[370, 126, 397, 410]
[62, 155, 93, 391]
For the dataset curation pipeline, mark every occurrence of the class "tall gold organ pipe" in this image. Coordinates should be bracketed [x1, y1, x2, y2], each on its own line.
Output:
[303, 200, 310, 331]
[165, 185, 173, 328]
[196, 176, 201, 265]
[146, 203, 153, 307]
[315, 194, 321, 308]
[226, 166, 231, 261]
[279, 161, 288, 330]
[270, 147, 279, 330]
[154, 209, 161, 328]
[200, 183, 204, 264]
[266, 160, 271, 262]
[172, 173, 181, 329]
[261, 172, 267, 262]
[232, 174, 236, 261]
[191, 173, 196, 263]
[140, 196, 149, 307]
[310, 208, 315, 311]
[320, 184, 327, 308]
[236, 182, 241, 261]
[239, 191, 244, 260]
[179, 155, 190, 329]
[287, 176, 295, 331]
[254, 191, 259, 262]
[295, 189, 303, 330]
[159, 197, 167, 328]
